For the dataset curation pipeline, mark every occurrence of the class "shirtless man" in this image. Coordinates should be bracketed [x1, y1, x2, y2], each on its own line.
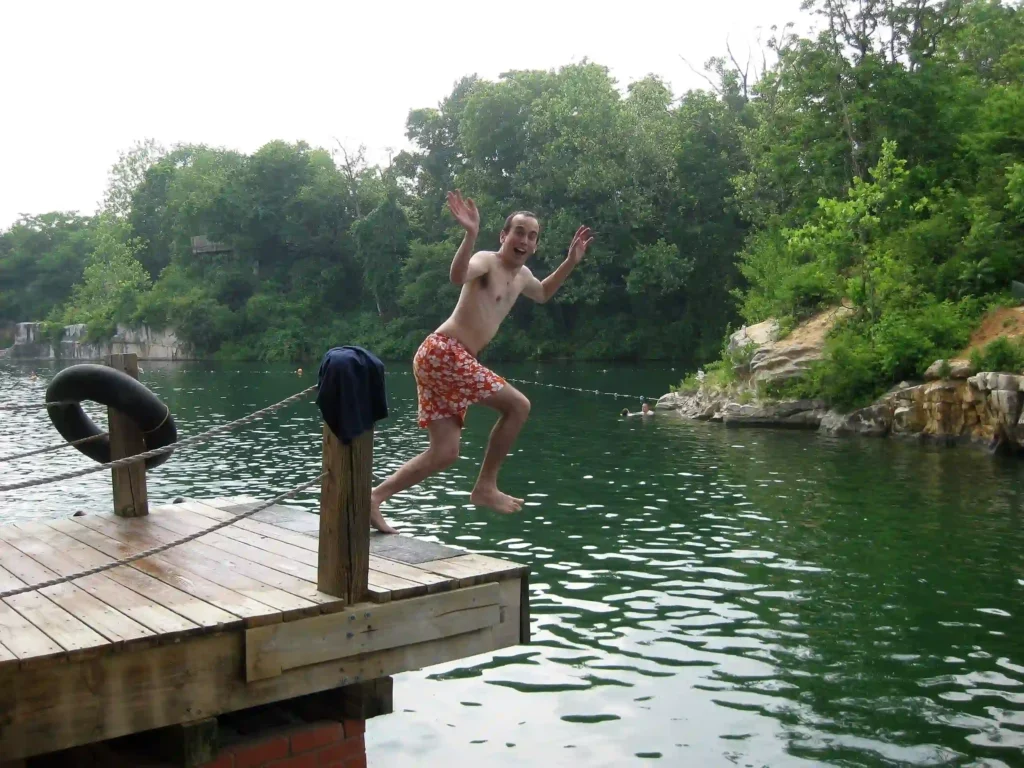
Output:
[369, 190, 592, 534]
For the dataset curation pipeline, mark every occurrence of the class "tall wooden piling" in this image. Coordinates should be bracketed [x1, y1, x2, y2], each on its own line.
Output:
[107, 353, 148, 518]
[317, 425, 372, 603]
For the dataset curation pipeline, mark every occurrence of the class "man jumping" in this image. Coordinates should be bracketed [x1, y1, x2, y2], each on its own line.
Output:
[369, 190, 593, 533]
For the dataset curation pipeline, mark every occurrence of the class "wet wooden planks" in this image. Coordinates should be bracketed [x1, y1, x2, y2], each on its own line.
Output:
[1, 572, 529, 763]
[0, 495, 528, 668]
[0, 494, 533, 763]
[0, 509, 341, 666]
[205, 496, 530, 590]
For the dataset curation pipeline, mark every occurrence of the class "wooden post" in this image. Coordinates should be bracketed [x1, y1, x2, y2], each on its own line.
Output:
[142, 717, 219, 767]
[108, 353, 149, 518]
[292, 677, 395, 722]
[318, 425, 372, 603]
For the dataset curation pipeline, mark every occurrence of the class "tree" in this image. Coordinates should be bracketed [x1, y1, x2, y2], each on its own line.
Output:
[101, 139, 166, 220]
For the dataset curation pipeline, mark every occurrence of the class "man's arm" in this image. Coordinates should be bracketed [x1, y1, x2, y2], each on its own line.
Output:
[447, 190, 488, 285]
[450, 234, 491, 285]
[520, 259, 577, 303]
[521, 225, 594, 303]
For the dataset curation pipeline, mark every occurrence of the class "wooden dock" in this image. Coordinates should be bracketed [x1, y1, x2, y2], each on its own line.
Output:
[0, 495, 528, 762]
[0, 354, 530, 765]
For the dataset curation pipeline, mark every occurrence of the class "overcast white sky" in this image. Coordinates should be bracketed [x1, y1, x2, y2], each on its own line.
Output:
[0, 0, 809, 230]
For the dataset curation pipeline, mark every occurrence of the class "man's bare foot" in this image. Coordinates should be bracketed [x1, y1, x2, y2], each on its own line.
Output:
[370, 492, 399, 534]
[470, 486, 524, 514]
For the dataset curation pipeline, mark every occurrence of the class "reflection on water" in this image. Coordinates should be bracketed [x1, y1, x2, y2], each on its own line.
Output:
[2, 360, 1023, 767]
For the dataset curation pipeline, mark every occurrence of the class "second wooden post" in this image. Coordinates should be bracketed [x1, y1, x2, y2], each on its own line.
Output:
[318, 424, 372, 604]
[108, 353, 149, 518]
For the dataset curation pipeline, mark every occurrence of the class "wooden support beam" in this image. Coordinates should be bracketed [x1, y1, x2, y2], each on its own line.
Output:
[520, 569, 532, 644]
[140, 717, 219, 768]
[107, 353, 148, 518]
[343, 677, 394, 720]
[0, 575, 525, 762]
[245, 582, 500, 682]
[318, 425, 371, 603]
[291, 677, 394, 722]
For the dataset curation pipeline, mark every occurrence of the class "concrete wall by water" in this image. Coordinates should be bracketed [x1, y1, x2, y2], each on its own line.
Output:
[8, 322, 193, 360]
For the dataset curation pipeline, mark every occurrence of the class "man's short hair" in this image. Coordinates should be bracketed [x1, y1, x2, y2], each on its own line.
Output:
[502, 210, 540, 234]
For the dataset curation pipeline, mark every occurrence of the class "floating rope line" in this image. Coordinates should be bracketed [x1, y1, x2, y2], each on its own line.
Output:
[504, 376, 662, 402]
[0, 400, 77, 412]
[0, 385, 318, 494]
[0, 472, 326, 600]
[5, 370, 659, 492]
[0, 432, 108, 464]
[384, 369, 661, 403]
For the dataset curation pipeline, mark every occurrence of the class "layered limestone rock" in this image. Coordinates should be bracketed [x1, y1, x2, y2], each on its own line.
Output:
[816, 374, 1024, 448]
[728, 319, 779, 353]
[656, 389, 729, 422]
[749, 307, 854, 383]
[923, 358, 974, 380]
[819, 401, 895, 437]
[722, 399, 829, 429]
[655, 391, 827, 429]
[7, 322, 192, 360]
[658, 308, 854, 430]
[659, 307, 1024, 454]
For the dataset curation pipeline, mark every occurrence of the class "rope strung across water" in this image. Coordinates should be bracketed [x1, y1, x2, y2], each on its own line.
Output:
[385, 369, 662, 402]
[4, 370, 656, 493]
[0, 385, 318, 494]
[0, 432, 109, 465]
[0, 471, 326, 600]
[0, 401, 76, 412]
[504, 376, 662, 402]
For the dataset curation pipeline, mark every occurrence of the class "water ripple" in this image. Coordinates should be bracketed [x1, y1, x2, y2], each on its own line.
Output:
[3, 360, 1024, 767]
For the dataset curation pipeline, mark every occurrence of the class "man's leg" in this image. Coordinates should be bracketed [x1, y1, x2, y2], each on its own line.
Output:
[470, 384, 531, 514]
[370, 417, 461, 533]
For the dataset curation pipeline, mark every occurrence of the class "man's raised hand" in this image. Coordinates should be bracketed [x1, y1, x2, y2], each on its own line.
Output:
[568, 225, 594, 264]
[447, 190, 480, 235]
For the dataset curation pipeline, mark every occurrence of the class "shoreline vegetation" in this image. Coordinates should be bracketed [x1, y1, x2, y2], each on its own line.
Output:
[2, 1, 1023, 421]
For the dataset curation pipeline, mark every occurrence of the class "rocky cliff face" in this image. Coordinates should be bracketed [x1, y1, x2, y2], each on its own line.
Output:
[824, 373, 1024, 449]
[659, 373, 1024, 450]
[657, 307, 853, 430]
[7, 322, 192, 361]
[658, 307, 1024, 454]
[656, 390, 830, 430]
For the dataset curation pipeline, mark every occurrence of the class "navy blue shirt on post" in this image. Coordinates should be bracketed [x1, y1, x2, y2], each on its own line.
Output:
[315, 346, 389, 444]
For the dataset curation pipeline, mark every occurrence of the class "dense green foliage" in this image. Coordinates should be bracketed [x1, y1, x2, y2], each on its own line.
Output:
[2, 1, 1023, 404]
[731, 0, 1024, 407]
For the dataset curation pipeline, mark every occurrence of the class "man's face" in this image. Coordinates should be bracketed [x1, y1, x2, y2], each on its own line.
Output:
[498, 215, 540, 266]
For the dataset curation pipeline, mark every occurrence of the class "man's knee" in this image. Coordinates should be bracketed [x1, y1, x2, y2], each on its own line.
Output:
[509, 392, 531, 421]
[431, 439, 460, 469]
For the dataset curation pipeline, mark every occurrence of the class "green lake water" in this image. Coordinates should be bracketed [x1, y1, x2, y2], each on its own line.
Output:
[2, 359, 1024, 767]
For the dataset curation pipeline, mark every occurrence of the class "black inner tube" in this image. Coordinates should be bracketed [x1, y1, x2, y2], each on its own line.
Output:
[45, 364, 177, 470]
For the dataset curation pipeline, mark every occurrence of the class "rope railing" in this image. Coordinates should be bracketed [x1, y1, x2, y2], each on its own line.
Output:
[0, 367, 662, 598]
[3, 372, 659, 483]
[0, 400, 77, 412]
[0, 471, 326, 600]
[0, 432, 109, 464]
[0, 384, 318, 494]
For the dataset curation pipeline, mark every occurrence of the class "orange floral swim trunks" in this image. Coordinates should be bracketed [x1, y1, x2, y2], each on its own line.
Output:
[413, 333, 505, 428]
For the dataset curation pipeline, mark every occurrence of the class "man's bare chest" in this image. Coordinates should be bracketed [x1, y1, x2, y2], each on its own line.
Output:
[479, 271, 522, 311]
